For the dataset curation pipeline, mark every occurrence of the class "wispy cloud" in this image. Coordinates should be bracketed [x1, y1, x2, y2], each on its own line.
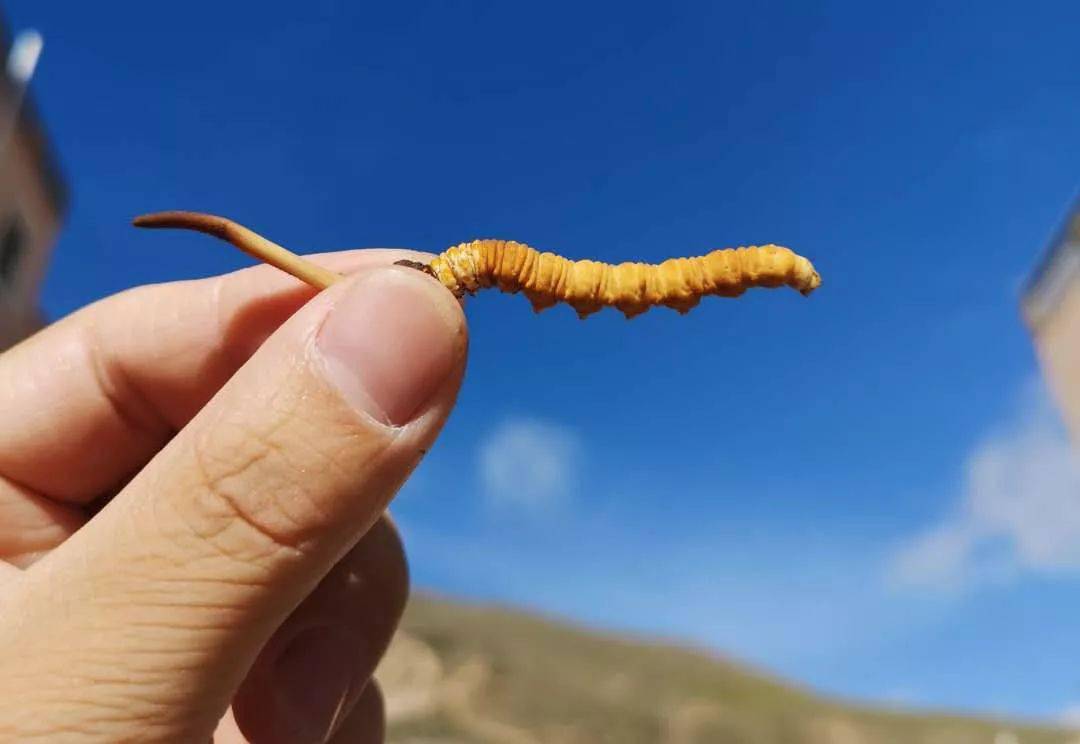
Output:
[889, 380, 1080, 591]
[478, 417, 582, 512]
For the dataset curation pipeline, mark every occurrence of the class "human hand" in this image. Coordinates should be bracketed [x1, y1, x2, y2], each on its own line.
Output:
[0, 248, 468, 742]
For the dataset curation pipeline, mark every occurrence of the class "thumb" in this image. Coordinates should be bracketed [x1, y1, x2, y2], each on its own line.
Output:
[0, 266, 466, 741]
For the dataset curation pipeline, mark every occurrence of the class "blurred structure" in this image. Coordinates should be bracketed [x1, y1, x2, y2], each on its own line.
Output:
[377, 594, 1078, 743]
[0, 15, 66, 351]
[1022, 198, 1080, 437]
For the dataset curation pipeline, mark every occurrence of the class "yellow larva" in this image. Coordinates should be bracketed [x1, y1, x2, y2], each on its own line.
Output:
[430, 239, 820, 318]
[131, 211, 821, 319]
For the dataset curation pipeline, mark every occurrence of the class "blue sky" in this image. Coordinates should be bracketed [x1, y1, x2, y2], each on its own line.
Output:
[10, 0, 1080, 723]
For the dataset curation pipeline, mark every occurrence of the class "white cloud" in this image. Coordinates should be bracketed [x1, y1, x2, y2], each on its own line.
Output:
[889, 380, 1080, 591]
[889, 521, 984, 591]
[478, 418, 582, 512]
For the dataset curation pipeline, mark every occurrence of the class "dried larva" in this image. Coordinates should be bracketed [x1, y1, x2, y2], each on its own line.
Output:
[132, 211, 821, 319]
[429, 239, 820, 318]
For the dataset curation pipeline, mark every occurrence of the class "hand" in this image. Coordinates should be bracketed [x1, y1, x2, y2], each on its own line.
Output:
[0, 249, 468, 743]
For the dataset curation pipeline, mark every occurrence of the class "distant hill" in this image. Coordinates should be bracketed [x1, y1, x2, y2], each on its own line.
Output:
[375, 593, 1077, 744]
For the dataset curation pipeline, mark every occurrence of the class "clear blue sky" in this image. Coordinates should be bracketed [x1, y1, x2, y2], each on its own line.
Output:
[10, 0, 1080, 723]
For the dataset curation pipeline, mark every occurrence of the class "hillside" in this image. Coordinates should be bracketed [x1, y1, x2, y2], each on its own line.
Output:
[375, 594, 1076, 744]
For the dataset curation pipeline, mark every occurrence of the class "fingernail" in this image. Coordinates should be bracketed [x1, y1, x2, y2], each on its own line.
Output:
[275, 627, 363, 741]
[317, 268, 463, 426]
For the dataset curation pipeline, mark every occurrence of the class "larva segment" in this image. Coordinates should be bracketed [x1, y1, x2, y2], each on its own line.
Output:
[131, 211, 821, 320]
[430, 240, 821, 319]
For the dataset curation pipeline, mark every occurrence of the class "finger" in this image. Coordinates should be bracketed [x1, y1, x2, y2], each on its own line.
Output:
[0, 478, 85, 566]
[0, 560, 21, 586]
[0, 265, 466, 741]
[211, 707, 246, 744]
[0, 247, 434, 504]
[0, 251, 425, 569]
[215, 683, 386, 744]
[327, 683, 385, 744]
[231, 517, 407, 744]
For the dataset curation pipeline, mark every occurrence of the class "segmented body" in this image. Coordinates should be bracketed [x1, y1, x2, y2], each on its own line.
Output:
[431, 240, 821, 318]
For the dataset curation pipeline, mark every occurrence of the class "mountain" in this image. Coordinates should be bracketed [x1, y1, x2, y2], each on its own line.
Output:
[375, 594, 1076, 744]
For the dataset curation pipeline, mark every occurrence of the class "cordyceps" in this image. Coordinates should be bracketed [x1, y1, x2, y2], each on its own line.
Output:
[131, 211, 822, 318]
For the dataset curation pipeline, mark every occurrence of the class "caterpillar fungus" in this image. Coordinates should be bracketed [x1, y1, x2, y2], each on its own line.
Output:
[131, 211, 822, 318]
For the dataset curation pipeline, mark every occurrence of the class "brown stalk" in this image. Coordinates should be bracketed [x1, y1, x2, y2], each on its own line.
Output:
[132, 211, 344, 290]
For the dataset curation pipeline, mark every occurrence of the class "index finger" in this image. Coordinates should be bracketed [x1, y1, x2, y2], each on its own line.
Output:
[0, 247, 434, 503]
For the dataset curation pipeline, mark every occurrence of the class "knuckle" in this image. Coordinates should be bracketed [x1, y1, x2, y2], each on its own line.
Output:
[180, 405, 340, 558]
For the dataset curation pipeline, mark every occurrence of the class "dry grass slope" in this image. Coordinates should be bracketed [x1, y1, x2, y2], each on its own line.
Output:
[376, 594, 1076, 744]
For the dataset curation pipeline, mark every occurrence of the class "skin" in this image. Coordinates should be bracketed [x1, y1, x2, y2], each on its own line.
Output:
[0, 247, 469, 743]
